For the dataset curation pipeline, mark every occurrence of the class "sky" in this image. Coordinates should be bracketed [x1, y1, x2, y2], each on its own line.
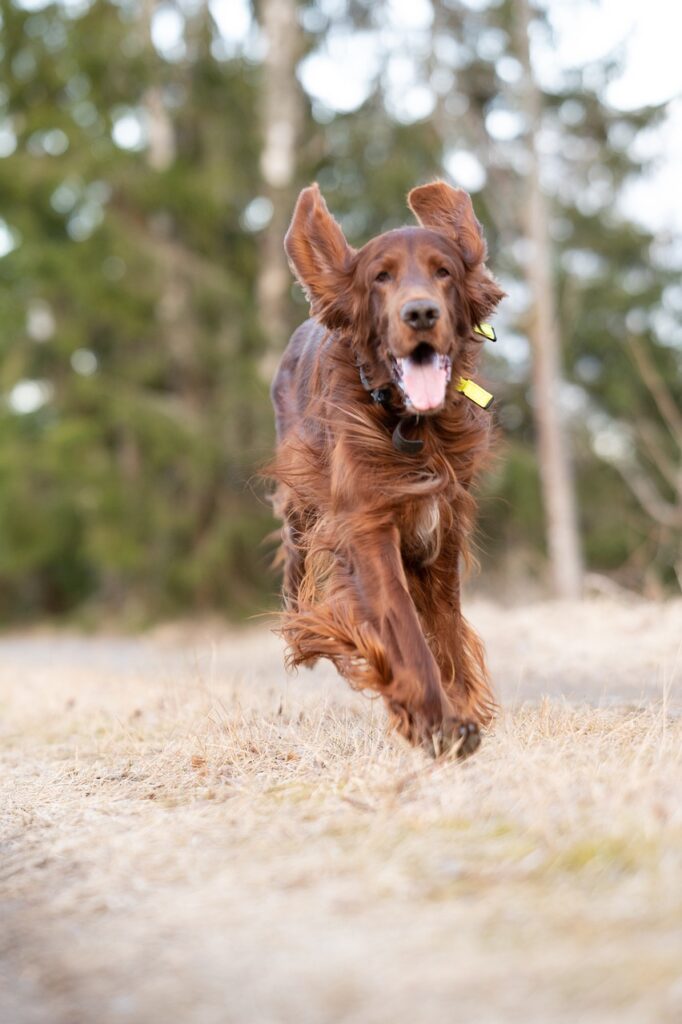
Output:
[8, 0, 682, 238]
[221, 0, 682, 232]
[542, 0, 682, 231]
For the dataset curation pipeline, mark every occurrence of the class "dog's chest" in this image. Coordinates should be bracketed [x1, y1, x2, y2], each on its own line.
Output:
[401, 497, 444, 566]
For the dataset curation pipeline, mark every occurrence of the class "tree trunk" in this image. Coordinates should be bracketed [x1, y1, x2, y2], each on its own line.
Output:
[141, 0, 196, 386]
[141, 0, 175, 172]
[514, 0, 584, 598]
[257, 0, 302, 379]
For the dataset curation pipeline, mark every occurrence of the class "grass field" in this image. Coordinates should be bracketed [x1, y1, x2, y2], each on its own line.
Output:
[1, 598, 681, 1024]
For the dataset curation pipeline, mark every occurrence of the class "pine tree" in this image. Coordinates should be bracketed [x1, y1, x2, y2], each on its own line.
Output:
[0, 0, 273, 620]
[414, 0, 679, 592]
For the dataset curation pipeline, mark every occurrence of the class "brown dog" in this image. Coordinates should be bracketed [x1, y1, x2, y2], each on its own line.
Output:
[269, 181, 504, 757]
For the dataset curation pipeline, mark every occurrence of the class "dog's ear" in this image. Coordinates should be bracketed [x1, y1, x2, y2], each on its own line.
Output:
[284, 184, 356, 329]
[408, 181, 486, 269]
[408, 180, 504, 319]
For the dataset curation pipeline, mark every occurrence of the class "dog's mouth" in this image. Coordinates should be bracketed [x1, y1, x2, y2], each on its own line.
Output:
[390, 342, 452, 413]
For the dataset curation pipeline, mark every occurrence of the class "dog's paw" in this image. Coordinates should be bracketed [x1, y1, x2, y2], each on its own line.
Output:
[452, 720, 481, 759]
[388, 701, 482, 761]
[430, 719, 481, 760]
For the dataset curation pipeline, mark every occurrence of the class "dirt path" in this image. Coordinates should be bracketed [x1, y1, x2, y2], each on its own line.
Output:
[1, 598, 681, 1024]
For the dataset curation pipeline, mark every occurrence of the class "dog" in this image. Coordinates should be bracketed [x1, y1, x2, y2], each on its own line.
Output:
[268, 181, 504, 757]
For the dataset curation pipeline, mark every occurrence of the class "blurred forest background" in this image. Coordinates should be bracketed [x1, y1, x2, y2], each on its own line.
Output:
[0, 0, 680, 626]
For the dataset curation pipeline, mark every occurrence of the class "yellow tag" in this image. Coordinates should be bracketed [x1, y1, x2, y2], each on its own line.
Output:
[456, 377, 494, 410]
[474, 323, 497, 342]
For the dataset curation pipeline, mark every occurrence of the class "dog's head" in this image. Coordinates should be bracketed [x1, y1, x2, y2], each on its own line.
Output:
[284, 181, 504, 414]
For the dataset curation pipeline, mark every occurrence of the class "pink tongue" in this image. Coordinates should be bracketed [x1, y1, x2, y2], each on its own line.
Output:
[401, 357, 448, 411]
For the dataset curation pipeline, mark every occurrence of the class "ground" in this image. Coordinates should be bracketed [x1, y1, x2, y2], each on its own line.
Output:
[1, 597, 681, 1024]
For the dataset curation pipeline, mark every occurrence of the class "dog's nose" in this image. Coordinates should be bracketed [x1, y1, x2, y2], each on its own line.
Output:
[400, 299, 441, 331]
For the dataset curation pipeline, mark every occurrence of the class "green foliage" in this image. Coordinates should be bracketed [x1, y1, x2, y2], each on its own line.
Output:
[0, 0, 678, 624]
[0, 0, 273, 622]
[396, 0, 682, 588]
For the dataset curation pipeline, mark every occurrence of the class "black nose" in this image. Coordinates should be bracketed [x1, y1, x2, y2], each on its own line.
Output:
[400, 299, 441, 331]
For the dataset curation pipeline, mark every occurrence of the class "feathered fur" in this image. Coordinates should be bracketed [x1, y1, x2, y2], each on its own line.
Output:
[266, 181, 505, 757]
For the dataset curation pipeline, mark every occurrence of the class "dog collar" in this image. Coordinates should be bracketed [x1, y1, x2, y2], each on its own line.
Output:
[363, 375, 493, 412]
[358, 364, 393, 407]
[358, 323, 496, 453]
[359, 323, 496, 403]
[390, 376, 493, 455]
[462, 323, 496, 408]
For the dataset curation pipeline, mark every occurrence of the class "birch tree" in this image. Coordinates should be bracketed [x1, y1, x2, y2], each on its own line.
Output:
[513, 0, 583, 598]
[257, 0, 303, 376]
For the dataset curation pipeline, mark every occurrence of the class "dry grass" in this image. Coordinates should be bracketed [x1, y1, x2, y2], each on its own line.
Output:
[1, 598, 681, 1024]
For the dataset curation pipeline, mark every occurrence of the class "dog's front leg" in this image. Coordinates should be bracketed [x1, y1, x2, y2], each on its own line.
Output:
[347, 524, 452, 752]
[407, 540, 493, 755]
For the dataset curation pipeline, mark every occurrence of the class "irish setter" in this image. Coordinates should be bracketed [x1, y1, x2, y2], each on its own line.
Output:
[269, 181, 504, 757]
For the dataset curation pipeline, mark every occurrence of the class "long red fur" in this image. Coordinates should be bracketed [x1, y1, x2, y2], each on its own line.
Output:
[266, 181, 505, 755]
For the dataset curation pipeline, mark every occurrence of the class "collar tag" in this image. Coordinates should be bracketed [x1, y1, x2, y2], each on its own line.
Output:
[474, 323, 497, 342]
[456, 378, 494, 410]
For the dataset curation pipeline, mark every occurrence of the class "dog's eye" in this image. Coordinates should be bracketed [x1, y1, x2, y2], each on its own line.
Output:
[375, 271, 391, 283]
[435, 267, 450, 279]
